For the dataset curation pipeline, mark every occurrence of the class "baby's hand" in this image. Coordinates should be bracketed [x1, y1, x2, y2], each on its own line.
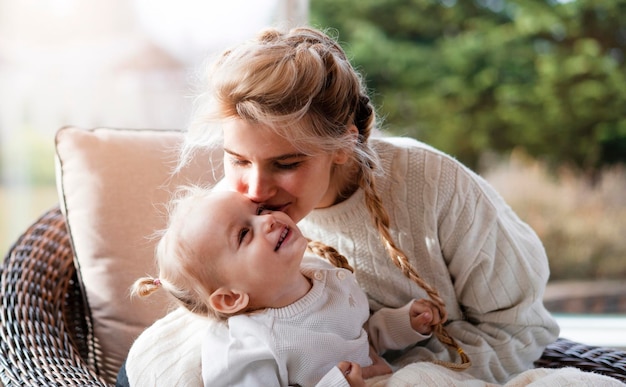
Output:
[361, 345, 392, 380]
[410, 299, 441, 335]
[337, 361, 365, 387]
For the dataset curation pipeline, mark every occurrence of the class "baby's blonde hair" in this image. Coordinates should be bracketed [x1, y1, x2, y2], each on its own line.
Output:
[132, 186, 229, 320]
[176, 26, 469, 368]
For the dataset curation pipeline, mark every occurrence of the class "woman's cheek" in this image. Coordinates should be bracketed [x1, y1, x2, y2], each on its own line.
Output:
[221, 172, 245, 193]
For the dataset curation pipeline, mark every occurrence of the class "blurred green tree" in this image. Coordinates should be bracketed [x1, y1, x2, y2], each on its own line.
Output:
[311, 0, 626, 172]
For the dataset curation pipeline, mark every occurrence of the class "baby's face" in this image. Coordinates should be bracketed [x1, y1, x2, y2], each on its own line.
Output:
[184, 190, 308, 305]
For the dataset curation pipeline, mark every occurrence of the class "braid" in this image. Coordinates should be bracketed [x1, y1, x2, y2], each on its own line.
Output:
[359, 160, 471, 370]
[354, 95, 373, 135]
[306, 239, 354, 272]
[361, 177, 447, 317]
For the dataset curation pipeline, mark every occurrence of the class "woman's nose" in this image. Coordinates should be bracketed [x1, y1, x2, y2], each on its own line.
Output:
[245, 168, 276, 203]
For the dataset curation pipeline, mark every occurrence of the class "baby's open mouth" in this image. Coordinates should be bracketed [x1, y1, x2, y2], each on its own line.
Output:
[275, 226, 289, 251]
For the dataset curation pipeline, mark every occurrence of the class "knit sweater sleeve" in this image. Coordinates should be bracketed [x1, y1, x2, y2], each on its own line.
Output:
[366, 301, 430, 354]
[402, 140, 560, 382]
[125, 307, 209, 387]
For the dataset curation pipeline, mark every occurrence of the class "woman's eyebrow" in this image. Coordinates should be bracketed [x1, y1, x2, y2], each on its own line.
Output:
[223, 148, 306, 161]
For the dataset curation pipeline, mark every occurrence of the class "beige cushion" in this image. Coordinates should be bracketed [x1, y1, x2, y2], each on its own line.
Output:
[54, 126, 221, 384]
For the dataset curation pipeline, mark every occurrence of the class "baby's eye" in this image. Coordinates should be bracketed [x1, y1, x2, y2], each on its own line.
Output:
[238, 228, 250, 244]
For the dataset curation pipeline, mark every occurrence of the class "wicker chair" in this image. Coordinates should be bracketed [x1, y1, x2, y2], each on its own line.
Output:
[2, 207, 626, 386]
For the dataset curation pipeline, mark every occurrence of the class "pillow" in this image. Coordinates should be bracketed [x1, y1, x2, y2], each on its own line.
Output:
[55, 126, 222, 384]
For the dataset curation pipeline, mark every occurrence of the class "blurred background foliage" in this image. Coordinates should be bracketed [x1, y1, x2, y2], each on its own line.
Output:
[311, 0, 626, 280]
[2, 0, 625, 281]
[311, 0, 626, 174]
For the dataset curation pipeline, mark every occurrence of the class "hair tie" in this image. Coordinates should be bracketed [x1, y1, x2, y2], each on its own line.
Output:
[153, 278, 161, 287]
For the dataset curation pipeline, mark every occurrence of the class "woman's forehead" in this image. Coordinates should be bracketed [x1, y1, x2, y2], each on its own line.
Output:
[223, 121, 300, 157]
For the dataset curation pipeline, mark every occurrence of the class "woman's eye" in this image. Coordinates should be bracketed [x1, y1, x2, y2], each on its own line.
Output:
[238, 228, 250, 244]
[275, 161, 301, 170]
[256, 206, 265, 215]
[231, 159, 249, 166]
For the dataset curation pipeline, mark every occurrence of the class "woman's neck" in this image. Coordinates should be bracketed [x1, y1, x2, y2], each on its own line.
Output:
[332, 162, 361, 205]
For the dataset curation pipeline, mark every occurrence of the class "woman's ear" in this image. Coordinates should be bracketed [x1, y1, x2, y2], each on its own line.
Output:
[333, 125, 359, 165]
[209, 287, 250, 314]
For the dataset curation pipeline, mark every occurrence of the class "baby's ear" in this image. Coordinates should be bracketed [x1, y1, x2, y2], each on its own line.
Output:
[209, 287, 250, 314]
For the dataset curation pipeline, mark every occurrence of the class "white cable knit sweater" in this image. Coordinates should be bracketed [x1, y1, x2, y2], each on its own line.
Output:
[297, 136, 560, 384]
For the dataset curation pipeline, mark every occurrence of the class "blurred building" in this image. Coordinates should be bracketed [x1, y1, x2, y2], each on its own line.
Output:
[0, 0, 307, 255]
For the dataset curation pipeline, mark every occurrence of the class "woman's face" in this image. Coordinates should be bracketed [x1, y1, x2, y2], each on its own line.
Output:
[222, 118, 347, 223]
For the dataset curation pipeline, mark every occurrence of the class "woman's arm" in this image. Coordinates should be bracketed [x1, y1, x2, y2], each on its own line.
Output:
[431, 152, 560, 382]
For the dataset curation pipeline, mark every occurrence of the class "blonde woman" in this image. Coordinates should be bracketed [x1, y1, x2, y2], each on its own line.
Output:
[173, 25, 557, 383]
[120, 26, 624, 386]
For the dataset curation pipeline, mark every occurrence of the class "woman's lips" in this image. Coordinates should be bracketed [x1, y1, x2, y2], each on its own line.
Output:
[264, 203, 289, 213]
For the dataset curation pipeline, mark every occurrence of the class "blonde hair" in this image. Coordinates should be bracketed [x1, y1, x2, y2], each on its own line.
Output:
[177, 26, 469, 368]
[132, 186, 230, 321]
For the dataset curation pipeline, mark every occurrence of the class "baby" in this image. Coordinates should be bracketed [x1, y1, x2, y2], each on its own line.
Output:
[133, 187, 440, 386]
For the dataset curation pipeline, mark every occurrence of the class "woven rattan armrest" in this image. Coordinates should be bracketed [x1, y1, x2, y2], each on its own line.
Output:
[2, 207, 626, 385]
[535, 337, 626, 382]
[0, 206, 107, 386]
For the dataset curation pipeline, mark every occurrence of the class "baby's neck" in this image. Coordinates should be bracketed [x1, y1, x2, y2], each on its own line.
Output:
[265, 272, 312, 310]
[286, 273, 313, 305]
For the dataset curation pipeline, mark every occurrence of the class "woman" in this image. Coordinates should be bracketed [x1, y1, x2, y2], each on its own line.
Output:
[175, 26, 558, 384]
[123, 26, 623, 386]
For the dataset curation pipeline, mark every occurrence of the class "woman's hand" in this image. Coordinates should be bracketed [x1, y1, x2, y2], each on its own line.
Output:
[337, 361, 365, 387]
[361, 345, 392, 380]
[410, 299, 441, 335]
